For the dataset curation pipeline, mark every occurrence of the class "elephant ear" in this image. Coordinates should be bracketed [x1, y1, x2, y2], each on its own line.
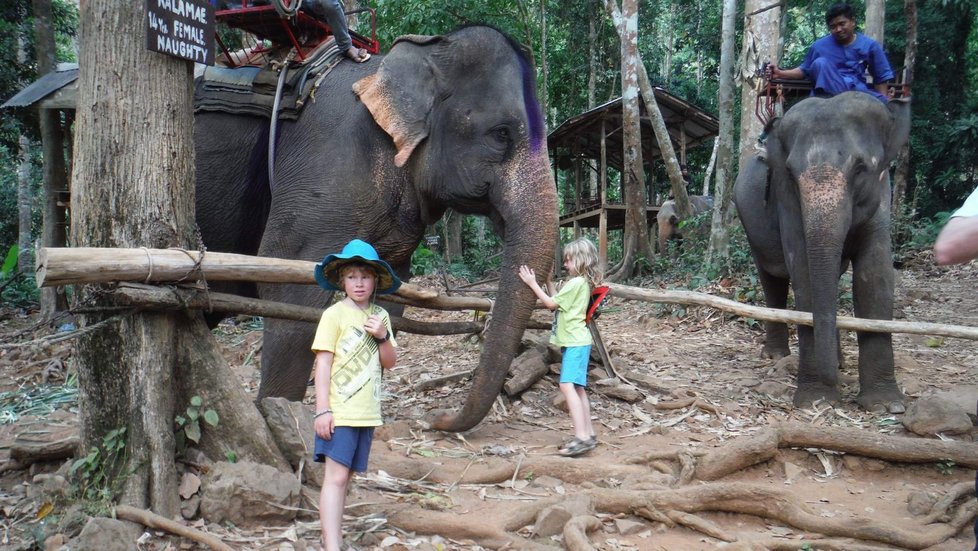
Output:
[353, 35, 446, 168]
[883, 97, 911, 166]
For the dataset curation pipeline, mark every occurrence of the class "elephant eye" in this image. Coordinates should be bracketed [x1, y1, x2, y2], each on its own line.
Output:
[491, 126, 511, 144]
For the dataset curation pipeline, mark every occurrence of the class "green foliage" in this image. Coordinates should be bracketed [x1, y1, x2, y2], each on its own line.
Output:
[174, 395, 219, 451]
[1, 245, 16, 278]
[936, 458, 956, 476]
[410, 245, 439, 276]
[68, 427, 127, 504]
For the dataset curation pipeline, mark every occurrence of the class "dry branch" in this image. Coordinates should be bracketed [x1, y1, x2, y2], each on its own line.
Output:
[115, 504, 234, 551]
[606, 283, 978, 340]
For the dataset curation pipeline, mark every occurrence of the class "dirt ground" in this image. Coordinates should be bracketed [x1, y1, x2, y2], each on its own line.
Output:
[1, 252, 976, 550]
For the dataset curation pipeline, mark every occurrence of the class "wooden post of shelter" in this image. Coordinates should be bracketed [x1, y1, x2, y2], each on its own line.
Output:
[598, 118, 609, 272]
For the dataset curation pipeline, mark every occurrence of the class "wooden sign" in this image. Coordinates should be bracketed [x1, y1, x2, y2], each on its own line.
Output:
[145, 0, 215, 65]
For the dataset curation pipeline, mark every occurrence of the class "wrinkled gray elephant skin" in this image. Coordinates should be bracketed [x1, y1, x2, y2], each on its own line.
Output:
[733, 92, 911, 414]
[195, 27, 558, 432]
[656, 195, 714, 254]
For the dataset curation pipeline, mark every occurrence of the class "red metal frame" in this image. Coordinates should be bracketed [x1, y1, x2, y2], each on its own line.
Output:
[214, 2, 379, 67]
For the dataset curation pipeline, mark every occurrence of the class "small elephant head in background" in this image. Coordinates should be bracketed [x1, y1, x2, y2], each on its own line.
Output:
[656, 195, 714, 254]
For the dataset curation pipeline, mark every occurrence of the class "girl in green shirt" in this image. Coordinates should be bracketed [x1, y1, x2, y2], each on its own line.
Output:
[518, 237, 603, 456]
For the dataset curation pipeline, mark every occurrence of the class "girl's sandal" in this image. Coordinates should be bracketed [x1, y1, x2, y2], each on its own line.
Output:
[559, 437, 596, 457]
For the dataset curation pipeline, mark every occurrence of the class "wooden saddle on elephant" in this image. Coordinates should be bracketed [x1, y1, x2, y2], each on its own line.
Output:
[754, 64, 912, 127]
[193, 41, 343, 121]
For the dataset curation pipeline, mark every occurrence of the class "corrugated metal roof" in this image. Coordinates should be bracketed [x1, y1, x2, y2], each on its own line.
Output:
[1, 63, 79, 109]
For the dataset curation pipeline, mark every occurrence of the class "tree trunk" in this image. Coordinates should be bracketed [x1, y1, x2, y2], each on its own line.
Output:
[70, 0, 286, 516]
[737, 0, 781, 171]
[604, 1, 692, 220]
[445, 210, 463, 264]
[588, 5, 599, 196]
[608, 0, 653, 281]
[539, 0, 549, 123]
[891, 0, 916, 221]
[33, 0, 70, 317]
[660, 2, 674, 80]
[864, 0, 886, 44]
[702, 137, 718, 196]
[703, 0, 738, 273]
[17, 135, 32, 275]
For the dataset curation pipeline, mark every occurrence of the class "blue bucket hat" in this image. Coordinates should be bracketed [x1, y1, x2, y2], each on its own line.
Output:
[314, 239, 402, 295]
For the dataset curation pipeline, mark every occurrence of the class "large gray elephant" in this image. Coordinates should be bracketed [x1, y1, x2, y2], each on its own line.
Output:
[194, 26, 558, 432]
[733, 92, 911, 413]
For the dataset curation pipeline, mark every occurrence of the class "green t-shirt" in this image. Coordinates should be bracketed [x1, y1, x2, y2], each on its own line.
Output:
[550, 276, 592, 347]
[310, 301, 396, 426]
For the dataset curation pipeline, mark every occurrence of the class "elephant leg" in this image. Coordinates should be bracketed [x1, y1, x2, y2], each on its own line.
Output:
[851, 228, 905, 414]
[258, 318, 318, 401]
[756, 266, 790, 359]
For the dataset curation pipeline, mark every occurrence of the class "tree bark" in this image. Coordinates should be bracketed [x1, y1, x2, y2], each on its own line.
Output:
[604, 1, 692, 220]
[70, 0, 286, 517]
[33, 0, 70, 317]
[445, 210, 463, 264]
[702, 137, 718, 196]
[891, 0, 916, 221]
[703, 0, 738, 273]
[864, 0, 886, 44]
[17, 135, 32, 275]
[607, 0, 653, 281]
[737, 0, 781, 171]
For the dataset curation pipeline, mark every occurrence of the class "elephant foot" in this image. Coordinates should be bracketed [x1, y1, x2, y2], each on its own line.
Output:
[856, 388, 907, 414]
[792, 383, 841, 408]
[761, 345, 790, 360]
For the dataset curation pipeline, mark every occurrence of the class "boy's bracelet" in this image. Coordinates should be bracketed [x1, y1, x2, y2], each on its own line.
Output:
[374, 334, 389, 344]
[314, 409, 332, 419]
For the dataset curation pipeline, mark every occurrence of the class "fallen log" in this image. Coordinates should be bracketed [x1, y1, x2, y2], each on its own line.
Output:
[109, 283, 552, 335]
[606, 283, 978, 340]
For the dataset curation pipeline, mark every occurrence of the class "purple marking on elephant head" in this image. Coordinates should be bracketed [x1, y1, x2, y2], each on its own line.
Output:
[518, 54, 545, 154]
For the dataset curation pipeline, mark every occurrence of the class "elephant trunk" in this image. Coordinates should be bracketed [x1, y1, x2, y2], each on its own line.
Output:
[799, 164, 849, 388]
[427, 156, 558, 432]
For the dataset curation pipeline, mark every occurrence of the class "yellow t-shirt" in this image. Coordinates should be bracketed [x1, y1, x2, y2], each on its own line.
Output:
[310, 301, 396, 426]
[550, 276, 592, 347]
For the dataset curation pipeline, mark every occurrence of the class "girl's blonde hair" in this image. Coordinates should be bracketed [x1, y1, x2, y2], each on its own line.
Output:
[563, 237, 603, 288]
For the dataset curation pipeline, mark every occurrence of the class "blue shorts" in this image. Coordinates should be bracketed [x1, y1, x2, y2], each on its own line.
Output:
[313, 426, 375, 472]
[559, 345, 591, 387]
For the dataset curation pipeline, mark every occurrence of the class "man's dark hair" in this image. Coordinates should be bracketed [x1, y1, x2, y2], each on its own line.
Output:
[825, 3, 856, 25]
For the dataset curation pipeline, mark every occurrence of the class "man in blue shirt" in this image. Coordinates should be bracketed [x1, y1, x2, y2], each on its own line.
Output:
[768, 3, 894, 103]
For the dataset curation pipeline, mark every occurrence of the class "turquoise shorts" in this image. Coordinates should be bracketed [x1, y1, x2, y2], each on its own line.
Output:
[559, 345, 591, 387]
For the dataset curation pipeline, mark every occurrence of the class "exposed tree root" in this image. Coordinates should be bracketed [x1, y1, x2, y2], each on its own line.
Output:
[692, 421, 978, 480]
[721, 538, 910, 551]
[586, 483, 977, 550]
[562, 515, 601, 551]
[365, 440, 975, 549]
